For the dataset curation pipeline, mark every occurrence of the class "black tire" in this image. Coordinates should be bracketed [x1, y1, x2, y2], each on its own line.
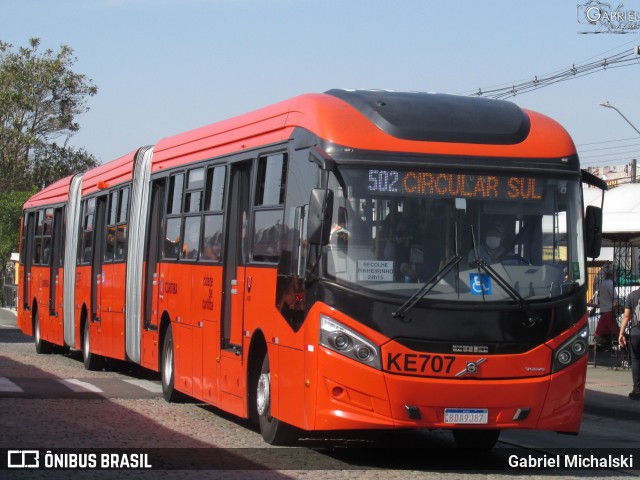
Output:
[161, 326, 184, 402]
[452, 429, 500, 450]
[256, 353, 298, 445]
[34, 311, 53, 354]
[82, 321, 103, 371]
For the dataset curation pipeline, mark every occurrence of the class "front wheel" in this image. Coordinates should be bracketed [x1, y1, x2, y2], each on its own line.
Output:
[452, 429, 500, 450]
[256, 353, 298, 445]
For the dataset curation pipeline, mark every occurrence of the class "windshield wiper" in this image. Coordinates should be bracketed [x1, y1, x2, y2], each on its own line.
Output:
[470, 227, 541, 327]
[392, 255, 463, 321]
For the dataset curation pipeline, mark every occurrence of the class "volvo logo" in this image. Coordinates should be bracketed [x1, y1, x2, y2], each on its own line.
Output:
[455, 358, 487, 377]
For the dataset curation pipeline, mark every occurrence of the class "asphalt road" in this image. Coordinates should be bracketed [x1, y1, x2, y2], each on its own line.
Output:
[1, 308, 638, 479]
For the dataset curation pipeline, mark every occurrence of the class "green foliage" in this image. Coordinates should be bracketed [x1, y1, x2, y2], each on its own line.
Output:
[0, 37, 98, 190]
[0, 190, 34, 268]
[0, 38, 99, 270]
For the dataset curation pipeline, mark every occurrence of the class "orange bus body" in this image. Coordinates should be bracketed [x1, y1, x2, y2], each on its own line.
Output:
[18, 90, 602, 448]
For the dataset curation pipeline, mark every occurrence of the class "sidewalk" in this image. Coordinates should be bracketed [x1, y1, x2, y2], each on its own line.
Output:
[0, 307, 638, 422]
[584, 350, 639, 421]
[0, 307, 17, 327]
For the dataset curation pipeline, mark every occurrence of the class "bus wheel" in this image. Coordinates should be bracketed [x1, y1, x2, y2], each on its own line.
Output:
[256, 353, 298, 445]
[161, 326, 183, 402]
[34, 311, 53, 354]
[452, 429, 500, 450]
[82, 321, 103, 371]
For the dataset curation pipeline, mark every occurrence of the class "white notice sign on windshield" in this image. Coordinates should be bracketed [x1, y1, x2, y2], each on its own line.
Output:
[357, 260, 395, 282]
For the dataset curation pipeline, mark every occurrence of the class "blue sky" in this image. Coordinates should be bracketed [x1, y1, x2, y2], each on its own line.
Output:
[2, 0, 640, 168]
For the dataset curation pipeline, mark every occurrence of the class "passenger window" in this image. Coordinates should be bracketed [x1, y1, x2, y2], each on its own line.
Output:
[167, 174, 184, 215]
[252, 153, 287, 263]
[206, 166, 226, 212]
[181, 217, 201, 260]
[163, 217, 181, 259]
[202, 214, 223, 262]
[118, 187, 129, 223]
[255, 153, 287, 207]
[104, 186, 130, 262]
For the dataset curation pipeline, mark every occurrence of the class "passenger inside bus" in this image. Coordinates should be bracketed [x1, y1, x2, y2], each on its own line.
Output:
[182, 218, 201, 259]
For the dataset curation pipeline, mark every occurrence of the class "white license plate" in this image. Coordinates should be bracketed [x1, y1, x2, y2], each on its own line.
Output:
[444, 408, 488, 424]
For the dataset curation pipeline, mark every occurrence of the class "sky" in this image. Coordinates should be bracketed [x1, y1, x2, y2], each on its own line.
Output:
[2, 0, 640, 169]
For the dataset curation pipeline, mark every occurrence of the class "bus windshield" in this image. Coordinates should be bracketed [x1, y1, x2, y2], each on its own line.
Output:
[324, 165, 585, 302]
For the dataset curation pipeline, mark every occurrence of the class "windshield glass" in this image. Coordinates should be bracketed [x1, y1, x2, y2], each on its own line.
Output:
[324, 165, 585, 302]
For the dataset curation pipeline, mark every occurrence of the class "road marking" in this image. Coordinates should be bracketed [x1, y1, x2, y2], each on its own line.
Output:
[123, 378, 163, 393]
[0, 377, 23, 392]
[59, 379, 103, 393]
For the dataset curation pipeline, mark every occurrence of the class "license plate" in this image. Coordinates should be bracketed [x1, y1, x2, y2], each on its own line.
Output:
[444, 408, 488, 424]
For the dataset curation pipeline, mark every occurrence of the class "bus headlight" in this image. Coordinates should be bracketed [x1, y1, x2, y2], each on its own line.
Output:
[319, 315, 381, 370]
[552, 325, 589, 373]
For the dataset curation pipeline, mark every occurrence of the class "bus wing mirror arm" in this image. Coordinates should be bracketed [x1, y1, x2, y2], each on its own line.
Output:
[309, 147, 336, 172]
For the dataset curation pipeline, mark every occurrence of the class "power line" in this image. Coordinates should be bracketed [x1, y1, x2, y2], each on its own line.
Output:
[580, 148, 640, 159]
[467, 46, 640, 100]
[576, 136, 638, 147]
[578, 142, 640, 153]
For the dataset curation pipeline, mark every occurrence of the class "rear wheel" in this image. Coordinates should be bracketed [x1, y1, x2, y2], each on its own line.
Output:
[452, 429, 500, 450]
[82, 321, 103, 371]
[34, 311, 53, 354]
[256, 353, 298, 445]
[161, 326, 183, 402]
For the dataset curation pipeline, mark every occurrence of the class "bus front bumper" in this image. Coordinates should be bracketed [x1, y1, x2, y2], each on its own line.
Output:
[313, 348, 586, 433]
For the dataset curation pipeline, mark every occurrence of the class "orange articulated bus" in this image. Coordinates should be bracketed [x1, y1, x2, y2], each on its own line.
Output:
[18, 89, 606, 449]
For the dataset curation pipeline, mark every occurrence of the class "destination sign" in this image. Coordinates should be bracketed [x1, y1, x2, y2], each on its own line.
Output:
[366, 169, 544, 201]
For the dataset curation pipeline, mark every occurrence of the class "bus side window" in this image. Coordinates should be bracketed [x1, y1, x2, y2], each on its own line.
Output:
[252, 153, 287, 263]
[201, 165, 225, 262]
[104, 190, 118, 262]
[79, 199, 95, 264]
[163, 174, 184, 260]
[115, 187, 129, 261]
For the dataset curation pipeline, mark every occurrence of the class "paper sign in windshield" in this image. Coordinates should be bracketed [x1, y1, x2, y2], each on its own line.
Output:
[358, 260, 395, 281]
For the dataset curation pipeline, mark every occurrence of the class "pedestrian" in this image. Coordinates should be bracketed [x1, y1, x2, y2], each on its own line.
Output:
[594, 270, 618, 350]
[618, 285, 640, 400]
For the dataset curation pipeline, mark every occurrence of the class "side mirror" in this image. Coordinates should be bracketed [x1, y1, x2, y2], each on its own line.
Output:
[307, 188, 333, 246]
[585, 205, 603, 259]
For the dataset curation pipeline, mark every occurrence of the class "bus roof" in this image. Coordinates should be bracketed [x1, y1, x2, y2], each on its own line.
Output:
[24, 175, 75, 209]
[151, 90, 576, 172]
[23, 90, 579, 210]
[81, 150, 138, 196]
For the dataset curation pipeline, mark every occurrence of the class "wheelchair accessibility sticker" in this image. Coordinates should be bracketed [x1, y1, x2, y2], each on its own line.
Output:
[470, 273, 492, 295]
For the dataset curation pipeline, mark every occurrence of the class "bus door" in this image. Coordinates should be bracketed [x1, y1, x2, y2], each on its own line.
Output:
[219, 161, 251, 405]
[21, 211, 36, 330]
[141, 179, 164, 370]
[90, 195, 108, 356]
[48, 207, 64, 343]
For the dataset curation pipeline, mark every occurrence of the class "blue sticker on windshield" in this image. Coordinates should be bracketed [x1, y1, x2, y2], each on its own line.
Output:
[470, 273, 492, 295]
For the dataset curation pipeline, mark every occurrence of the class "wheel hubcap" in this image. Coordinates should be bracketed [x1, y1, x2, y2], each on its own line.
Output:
[164, 345, 173, 385]
[257, 372, 270, 416]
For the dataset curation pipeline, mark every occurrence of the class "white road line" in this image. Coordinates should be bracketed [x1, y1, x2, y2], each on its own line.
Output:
[123, 379, 163, 393]
[0, 377, 23, 392]
[59, 379, 103, 393]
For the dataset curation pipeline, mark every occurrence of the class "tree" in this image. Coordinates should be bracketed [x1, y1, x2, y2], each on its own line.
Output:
[0, 190, 33, 305]
[32, 142, 98, 189]
[0, 38, 98, 190]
